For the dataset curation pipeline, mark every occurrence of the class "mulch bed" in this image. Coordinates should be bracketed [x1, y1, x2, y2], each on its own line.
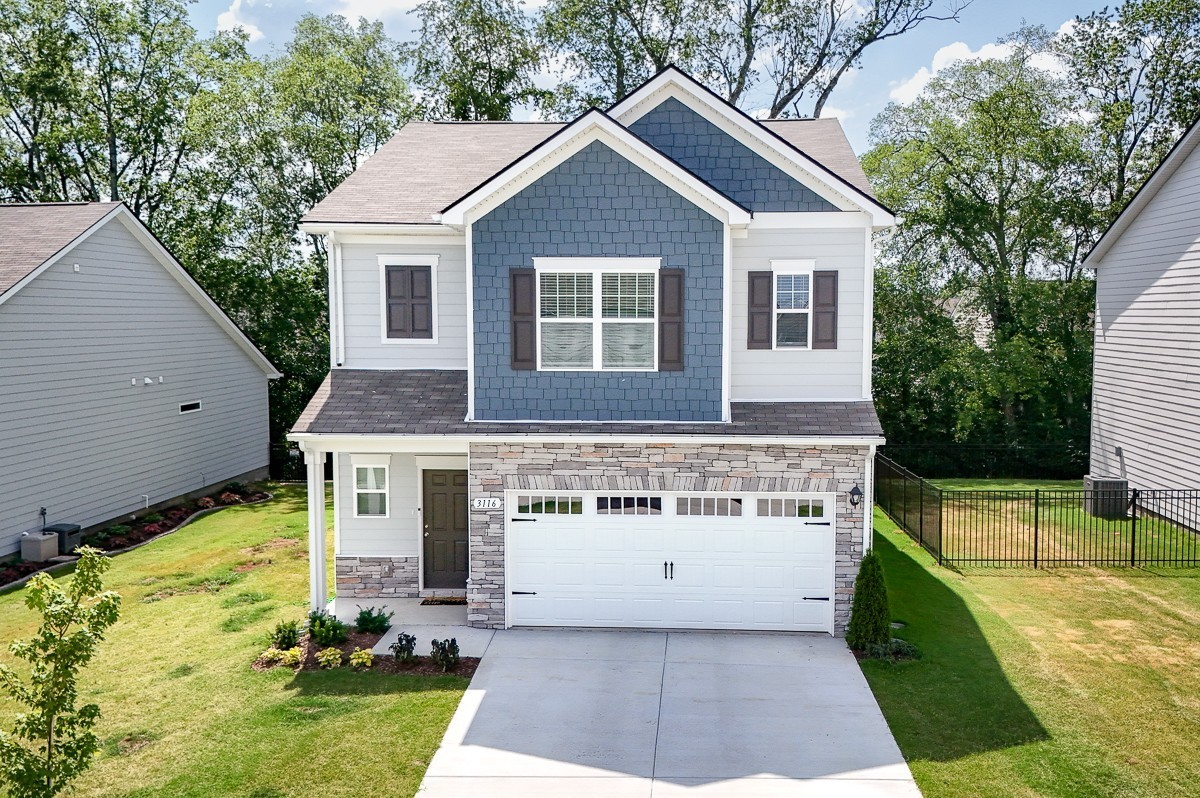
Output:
[253, 630, 479, 678]
[420, 597, 467, 606]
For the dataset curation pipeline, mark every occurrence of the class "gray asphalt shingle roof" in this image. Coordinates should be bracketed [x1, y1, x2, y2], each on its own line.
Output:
[291, 370, 884, 438]
[302, 116, 876, 225]
[0, 202, 120, 296]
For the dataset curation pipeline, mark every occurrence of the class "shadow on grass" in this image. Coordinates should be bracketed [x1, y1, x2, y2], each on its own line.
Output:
[865, 528, 1049, 761]
[284, 667, 468, 698]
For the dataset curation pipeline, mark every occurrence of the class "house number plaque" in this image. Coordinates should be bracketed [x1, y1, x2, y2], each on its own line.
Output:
[472, 497, 502, 510]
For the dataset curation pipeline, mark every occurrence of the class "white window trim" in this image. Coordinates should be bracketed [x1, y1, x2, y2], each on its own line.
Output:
[770, 259, 815, 351]
[378, 254, 439, 346]
[351, 454, 390, 519]
[532, 257, 661, 372]
[179, 400, 202, 414]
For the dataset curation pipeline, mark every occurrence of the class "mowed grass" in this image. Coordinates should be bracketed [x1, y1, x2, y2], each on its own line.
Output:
[0, 484, 467, 798]
[931, 477, 1084, 491]
[867, 507, 1200, 797]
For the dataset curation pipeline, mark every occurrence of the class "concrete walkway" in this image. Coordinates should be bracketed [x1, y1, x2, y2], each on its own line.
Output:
[418, 629, 921, 797]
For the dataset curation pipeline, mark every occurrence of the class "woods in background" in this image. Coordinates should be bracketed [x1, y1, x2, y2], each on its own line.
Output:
[0, 0, 1196, 455]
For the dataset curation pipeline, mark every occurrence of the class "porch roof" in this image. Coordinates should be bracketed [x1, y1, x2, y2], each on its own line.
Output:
[290, 370, 884, 439]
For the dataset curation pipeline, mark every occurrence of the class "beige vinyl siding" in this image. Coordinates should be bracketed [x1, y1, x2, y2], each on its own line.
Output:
[0, 219, 269, 555]
[339, 239, 468, 369]
[334, 453, 421, 557]
[731, 226, 867, 400]
[1090, 143, 1200, 489]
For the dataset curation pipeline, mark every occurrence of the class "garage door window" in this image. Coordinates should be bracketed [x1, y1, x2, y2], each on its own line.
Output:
[597, 496, 663, 515]
[758, 498, 825, 518]
[516, 495, 583, 514]
[677, 497, 743, 517]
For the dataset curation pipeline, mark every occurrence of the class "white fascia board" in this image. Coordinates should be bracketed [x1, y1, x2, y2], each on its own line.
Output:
[1085, 120, 1200, 267]
[288, 432, 884, 450]
[299, 222, 459, 237]
[440, 110, 752, 227]
[611, 74, 896, 227]
[0, 203, 124, 306]
[750, 212, 873, 229]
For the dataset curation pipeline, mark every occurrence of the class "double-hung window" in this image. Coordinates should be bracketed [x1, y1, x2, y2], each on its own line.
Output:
[351, 455, 390, 518]
[535, 258, 659, 371]
[772, 261, 813, 349]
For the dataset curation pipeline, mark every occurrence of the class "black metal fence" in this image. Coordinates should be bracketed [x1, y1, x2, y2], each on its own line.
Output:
[880, 443, 1087, 481]
[269, 445, 331, 482]
[875, 454, 1200, 567]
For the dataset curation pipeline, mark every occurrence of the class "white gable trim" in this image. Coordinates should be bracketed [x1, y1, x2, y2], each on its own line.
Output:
[439, 110, 753, 227]
[1085, 118, 1200, 267]
[610, 70, 895, 227]
[0, 204, 281, 379]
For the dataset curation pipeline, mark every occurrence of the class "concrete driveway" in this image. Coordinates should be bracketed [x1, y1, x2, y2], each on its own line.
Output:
[418, 629, 920, 797]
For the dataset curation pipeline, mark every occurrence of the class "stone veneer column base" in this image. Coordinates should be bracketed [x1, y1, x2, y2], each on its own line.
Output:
[335, 556, 419, 599]
[467, 442, 870, 634]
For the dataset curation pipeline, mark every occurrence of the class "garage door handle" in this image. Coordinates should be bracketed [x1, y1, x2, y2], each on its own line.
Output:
[511, 591, 537, 595]
[805, 522, 832, 526]
[802, 596, 830, 601]
[669, 561, 674, 579]
[664, 561, 668, 579]
[510, 518, 537, 522]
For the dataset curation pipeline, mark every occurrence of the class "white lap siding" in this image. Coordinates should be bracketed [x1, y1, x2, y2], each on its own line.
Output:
[334, 452, 421, 557]
[0, 221, 269, 555]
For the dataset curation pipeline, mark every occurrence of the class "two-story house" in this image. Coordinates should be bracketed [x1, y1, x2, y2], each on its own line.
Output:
[289, 68, 894, 635]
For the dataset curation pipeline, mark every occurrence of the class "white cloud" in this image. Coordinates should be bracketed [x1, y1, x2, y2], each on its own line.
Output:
[888, 40, 1015, 104]
[822, 105, 853, 121]
[217, 0, 264, 43]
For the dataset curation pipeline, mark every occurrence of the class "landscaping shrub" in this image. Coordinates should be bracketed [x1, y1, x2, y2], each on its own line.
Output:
[354, 605, 394, 634]
[260, 648, 284, 664]
[196, 497, 216, 510]
[219, 492, 243, 506]
[141, 523, 165, 535]
[141, 513, 164, 524]
[430, 638, 460, 672]
[104, 524, 130, 539]
[223, 482, 248, 496]
[270, 619, 302, 649]
[278, 647, 302, 668]
[307, 609, 348, 646]
[864, 638, 922, 663]
[846, 549, 891, 651]
[390, 633, 417, 664]
[316, 648, 343, 669]
[349, 648, 374, 670]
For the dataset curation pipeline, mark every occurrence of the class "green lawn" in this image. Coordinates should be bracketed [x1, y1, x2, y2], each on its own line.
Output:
[868, 507, 1200, 797]
[931, 478, 1084, 491]
[0, 485, 467, 798]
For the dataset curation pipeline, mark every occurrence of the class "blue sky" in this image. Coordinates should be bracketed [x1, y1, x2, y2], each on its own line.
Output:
[188, 0, 1098, 153]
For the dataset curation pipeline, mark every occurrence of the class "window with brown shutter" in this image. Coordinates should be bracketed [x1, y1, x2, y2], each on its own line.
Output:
[510, 268, 537, 369]
[658, 268, 685, 371]
[747, 271, 773, 349]
[385, 264, 433, 339]
[812, 270, 838, 349]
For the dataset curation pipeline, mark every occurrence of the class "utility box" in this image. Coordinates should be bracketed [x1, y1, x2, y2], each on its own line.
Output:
[1084, 476, 1129, 519]
[44, 523, 83, 556]
[21, 531, 59, 563]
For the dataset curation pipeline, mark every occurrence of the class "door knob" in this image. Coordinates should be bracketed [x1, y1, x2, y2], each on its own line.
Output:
[424, 532, 429, 537]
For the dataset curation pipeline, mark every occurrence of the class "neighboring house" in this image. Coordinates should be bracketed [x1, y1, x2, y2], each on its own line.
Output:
[0, 202, 280, 556]
[1085, 117, 1200, 489]
[290, 67, 895, 635]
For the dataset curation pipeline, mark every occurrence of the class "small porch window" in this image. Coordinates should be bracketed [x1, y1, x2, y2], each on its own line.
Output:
[353, 464, 389, 518]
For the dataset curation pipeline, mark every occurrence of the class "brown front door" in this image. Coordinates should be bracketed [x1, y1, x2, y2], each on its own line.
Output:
[422, 470, 469, 589]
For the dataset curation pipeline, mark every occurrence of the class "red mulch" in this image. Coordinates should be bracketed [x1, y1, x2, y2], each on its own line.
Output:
[0, 560, 42, 586]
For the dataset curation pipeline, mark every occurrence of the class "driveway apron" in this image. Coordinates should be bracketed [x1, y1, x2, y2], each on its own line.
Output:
[418, 629, 920, 797]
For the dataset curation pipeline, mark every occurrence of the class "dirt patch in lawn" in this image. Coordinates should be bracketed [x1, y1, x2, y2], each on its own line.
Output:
[241, 537, 300, 555]
[233, 559, 274, 573]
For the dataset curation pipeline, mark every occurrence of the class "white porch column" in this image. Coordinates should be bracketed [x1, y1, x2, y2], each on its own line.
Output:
[304, 446, 328, 612]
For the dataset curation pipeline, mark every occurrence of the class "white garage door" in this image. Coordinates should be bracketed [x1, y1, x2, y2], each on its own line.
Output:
[506, 491, 836, 633]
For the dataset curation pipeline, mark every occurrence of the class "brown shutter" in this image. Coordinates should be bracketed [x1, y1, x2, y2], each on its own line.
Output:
[510, 268, 537, 370]
[658, 268, 685, 371]
[812, 270, 838, 349]
[386, 265, 433, 339]
[747, 271, 773, 349]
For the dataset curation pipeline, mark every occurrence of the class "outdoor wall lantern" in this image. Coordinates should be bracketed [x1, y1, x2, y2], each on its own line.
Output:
[849, 485, 864, 507]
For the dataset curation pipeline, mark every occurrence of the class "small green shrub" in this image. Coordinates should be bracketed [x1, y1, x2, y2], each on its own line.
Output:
[846, 549, 890, 651]
[864, 638, 922, 663]
[430, 638, 460, 672]
[316, 648, 343, 669]
[270, 619, 302, 649]
[278, 647, 302, 668]
[104, 524, 131, 539]
[390, 633, 417, 664]
[223, 482, 247, 496]
[349, 648, 374, 670]
[140, 513, 164, 524]
[307, 609, 348, 646]
[354, 605, 394, 634]
[260, 648, 284, 664]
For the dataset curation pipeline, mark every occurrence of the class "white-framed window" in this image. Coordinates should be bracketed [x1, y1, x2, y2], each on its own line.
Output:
[179, 400, 202, 414]
[771, 260, 813, 349]
[533, 257, 660, 371]
[351, 455, 390, 518]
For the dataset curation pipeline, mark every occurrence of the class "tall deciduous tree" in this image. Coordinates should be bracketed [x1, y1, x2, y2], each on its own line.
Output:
[410, 0, 543, 120]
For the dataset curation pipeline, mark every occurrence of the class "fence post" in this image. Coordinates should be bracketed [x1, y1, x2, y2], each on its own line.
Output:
[1032, 489, 1039, 569]
[918, 479, 925, 549]
[1130, 488, 1139, 567]
[938, 487, 944, 567]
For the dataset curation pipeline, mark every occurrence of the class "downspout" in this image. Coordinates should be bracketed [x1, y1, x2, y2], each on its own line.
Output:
[328, 230, 347, 367]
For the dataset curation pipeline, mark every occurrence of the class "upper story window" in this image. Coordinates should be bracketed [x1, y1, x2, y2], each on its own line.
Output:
[747, 260, 838, 351]
[534, 258, 659, 371]
[774, 267, 812, 349]
[380, 255, 438, 342]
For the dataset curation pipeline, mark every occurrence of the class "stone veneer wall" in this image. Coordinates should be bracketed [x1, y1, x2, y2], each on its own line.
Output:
[467, 442, 869, 633]
[335, 556, 419, 599]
